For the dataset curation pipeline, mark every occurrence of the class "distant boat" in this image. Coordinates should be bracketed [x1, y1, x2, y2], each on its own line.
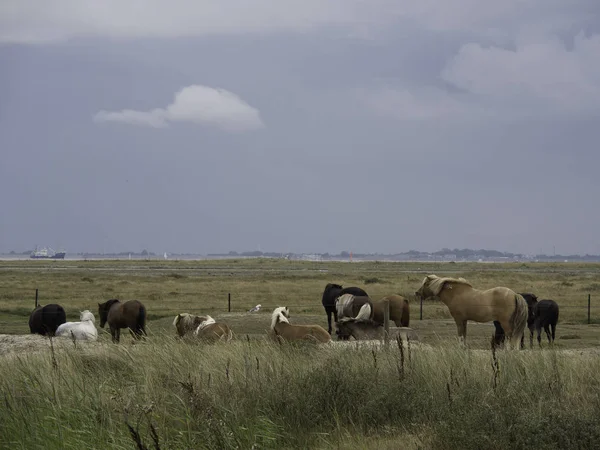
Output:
[30, 246, 66, 259]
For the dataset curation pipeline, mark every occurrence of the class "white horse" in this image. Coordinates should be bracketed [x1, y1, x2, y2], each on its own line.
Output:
[55, 310, 98, 341]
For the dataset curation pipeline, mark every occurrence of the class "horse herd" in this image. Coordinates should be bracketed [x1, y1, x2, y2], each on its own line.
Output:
[25, 275, 560, 349]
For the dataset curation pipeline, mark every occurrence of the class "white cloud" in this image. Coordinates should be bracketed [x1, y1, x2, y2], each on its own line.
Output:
[93, 85, 264, 132]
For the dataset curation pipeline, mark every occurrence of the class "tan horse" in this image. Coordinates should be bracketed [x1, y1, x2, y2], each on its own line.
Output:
[374, 295, 410, 327]
[193, 315, 233, 342]
[415, 275, 528, 348]
[173, 313, 206, 337]
[270, 307, 331, 344]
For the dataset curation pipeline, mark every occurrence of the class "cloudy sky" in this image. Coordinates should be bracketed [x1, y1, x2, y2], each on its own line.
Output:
[1, 1, 599, 256]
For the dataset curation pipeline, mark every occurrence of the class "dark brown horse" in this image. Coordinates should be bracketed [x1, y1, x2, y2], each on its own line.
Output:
[98, 299, 147, 343]
[29, 304, 66, 336]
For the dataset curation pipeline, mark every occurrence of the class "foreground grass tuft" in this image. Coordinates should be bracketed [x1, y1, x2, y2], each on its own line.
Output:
[1, 336, 600, 449]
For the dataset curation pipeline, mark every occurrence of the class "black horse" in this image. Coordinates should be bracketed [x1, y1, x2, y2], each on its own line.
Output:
[29, 304, 67, 336]
[321, 283, 368, 335]
[531, 299, 559, 346]
[492, 293, 538, 349]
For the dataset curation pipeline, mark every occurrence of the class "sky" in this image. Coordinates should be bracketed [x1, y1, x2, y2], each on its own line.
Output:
[1, 1, 600, 256]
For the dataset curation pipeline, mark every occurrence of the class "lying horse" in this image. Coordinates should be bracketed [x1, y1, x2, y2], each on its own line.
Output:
[336, 317, 419, 342]
[493, 293, 538, 349]
[270, 306, 331, 344]
[29, 304, 66, 336]
[532, 299, 559, 346]
[173, 313, 206, 337]
[416, 275, 528, 349]
[98, 299, 147, 343]
[55, 310, 98, 341]
[321, 283, 368, 335]
[193, 315, 234, 342]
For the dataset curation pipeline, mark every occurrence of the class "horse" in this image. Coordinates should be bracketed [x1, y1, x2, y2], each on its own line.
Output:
[270, 306, 331, 344]
[173, 313, 207, 337]
[335, 294, 374, 321]
[193, 315, 234, 342]
[98, 299, 147, 343]
[29, 304, 66, 336]
[532, 299, 560, 346]
[336, 317, 419, 341]
[55, 310, 98, 341]
[415, 275, 528, 349]
[374, 295, 410, 327]
[321, 283, 368, 335]
[493, 293, 538, 349]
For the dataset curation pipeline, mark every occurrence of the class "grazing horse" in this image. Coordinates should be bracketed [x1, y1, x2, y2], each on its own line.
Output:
[532, 299, 559, 346]
[415, 275, 528, 349]
[193, 315, 234, 342]
[321, 283, 368, 335]
[374, 295, 410, 327]
[270, 306, 331, 344]
[98, 299, 147, 343]
[173, 313, 206, 337]
[493, 293, 538, 349]
[29, 304, 67, 336]
[336, 317, 419, 342]
[55, 310, 98, 341]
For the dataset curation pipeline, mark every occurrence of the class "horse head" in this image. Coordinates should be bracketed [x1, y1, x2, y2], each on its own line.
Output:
[80, 310, 95, 323]
[98, 299, 120, 328]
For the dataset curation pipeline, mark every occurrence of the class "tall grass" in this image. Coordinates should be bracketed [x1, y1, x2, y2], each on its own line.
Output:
[1, 336, 600, 449]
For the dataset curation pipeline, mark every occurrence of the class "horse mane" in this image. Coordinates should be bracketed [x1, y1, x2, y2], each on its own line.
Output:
[355, 303, 372, 320]
[101, 298, 120, 311]
[80, 310, 95, 323]
[424, 275, 472, 296]
[335, 294, 354, 317]
[271, 306, 290, 329]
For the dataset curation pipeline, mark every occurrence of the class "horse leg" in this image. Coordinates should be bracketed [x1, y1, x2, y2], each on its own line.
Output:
[326, 310, 333, 335]
[544, 324, 552, 344]
[454, 319, 467, 346]
[551, 322, 556, 343]
[529, 325, 534, 349]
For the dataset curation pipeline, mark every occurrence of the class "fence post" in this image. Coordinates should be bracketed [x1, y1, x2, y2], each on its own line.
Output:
[228, 293, 231, 312]
[383, 299, 390, 345]
[35, 288, 39, 308]
[420, 296, 423, 320]
[588, 294, 591, 324]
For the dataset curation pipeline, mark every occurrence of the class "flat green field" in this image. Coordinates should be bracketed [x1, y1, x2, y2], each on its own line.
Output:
[1, 259, 600, 348]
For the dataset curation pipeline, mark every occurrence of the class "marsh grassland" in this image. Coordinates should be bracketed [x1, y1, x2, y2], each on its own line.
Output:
[1, 260, 600, 449]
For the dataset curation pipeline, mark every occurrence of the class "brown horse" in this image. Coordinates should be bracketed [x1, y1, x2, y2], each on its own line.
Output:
[98, 299, 147, 343]
[373, 295, 410, 327]
[415, 275, 528, 349]
[270, 307, 331, 344]
[193, 315, 234, 342]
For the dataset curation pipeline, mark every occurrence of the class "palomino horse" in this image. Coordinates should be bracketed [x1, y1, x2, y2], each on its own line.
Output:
[55, 310, 98, 341]
[173, 313, 206, 337]
[29, 304, 67, 336]
[336, 317, 419, 342]
[321, 283, 368, 335]
[374, 295, 410, 327]
[415, 275, 528, 348]
[493, 292, 538, 349]
[270, 307, 331, 344]
[98, 299, 147, 343]
[193, 315, 234, 342]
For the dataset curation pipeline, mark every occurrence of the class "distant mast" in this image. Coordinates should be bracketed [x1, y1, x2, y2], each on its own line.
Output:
[350, 251, 353, 262]
[164, 252, 168, 260]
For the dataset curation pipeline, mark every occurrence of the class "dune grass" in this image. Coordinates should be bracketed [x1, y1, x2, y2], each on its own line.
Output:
[1, 334, 600, 449]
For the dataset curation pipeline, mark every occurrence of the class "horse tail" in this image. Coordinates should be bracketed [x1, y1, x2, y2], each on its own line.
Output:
[402, 299, 410, 327]
[137, 304, 147, 335]
[509, 294, 528, 345]
[355, 303, 372, 320]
